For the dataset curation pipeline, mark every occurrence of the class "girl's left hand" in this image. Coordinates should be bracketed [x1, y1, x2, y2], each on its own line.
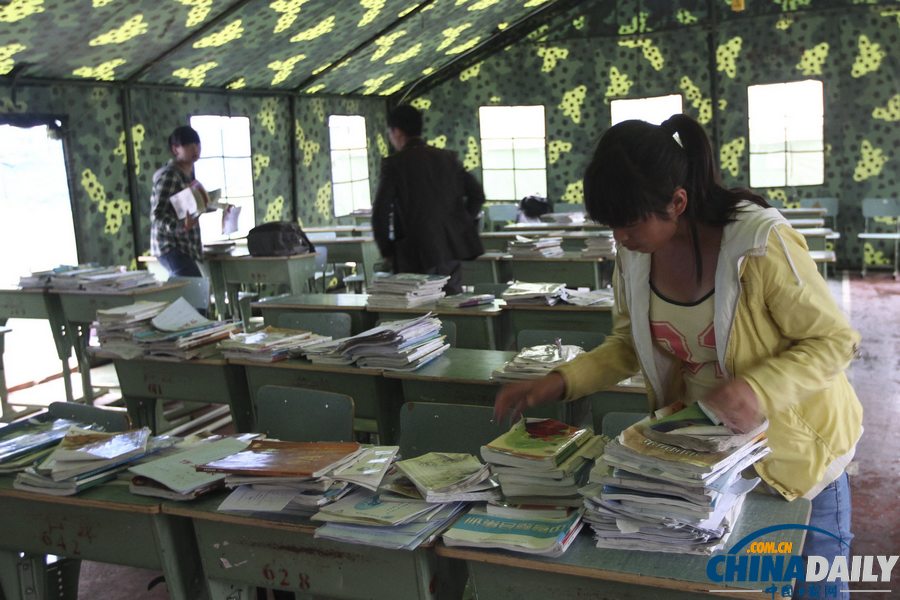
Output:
[704, 378, 763, 433]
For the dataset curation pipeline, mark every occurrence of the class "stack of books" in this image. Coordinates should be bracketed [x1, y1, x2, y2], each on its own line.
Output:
[41, 265, 159, 291]
[14, 426, 156, 495]
[92, 300, 170, 359]
[395, 452, 499, 503]
[436, 293, 495, 309]
[218, 327, 331, 363]
[305, 314, 449, 371]
[491, 342, 584, 382]
[507, 235, 564, 258]
[131, 298, 239, 360]
[366, 273, 449, 309]
[197, 439, 367, 517]
[79, 269, 158, 291]
[0, 417, 88, 474]
[561, 288, 614, 306]
[581, 234, 617, 259]
[442, 418, 604, 557]
[501, 281, 567, 306]
[580, 403, 770, 555]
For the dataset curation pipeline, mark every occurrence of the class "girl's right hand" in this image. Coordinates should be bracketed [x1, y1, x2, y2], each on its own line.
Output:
[493, 372, 566, 424]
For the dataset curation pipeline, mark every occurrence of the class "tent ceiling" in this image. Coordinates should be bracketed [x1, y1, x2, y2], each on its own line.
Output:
[0, 0, 573, 96]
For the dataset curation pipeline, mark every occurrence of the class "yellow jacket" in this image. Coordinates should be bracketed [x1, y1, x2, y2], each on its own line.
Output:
[556, 204, 863, 500]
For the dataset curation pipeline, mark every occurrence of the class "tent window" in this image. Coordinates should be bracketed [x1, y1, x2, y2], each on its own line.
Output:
[329, 115, 371, 218]
[190, 115, 255, 240]
[479, 105, 547, 203]
[748, 80, 824, 187]
[610, 94, 683, 125]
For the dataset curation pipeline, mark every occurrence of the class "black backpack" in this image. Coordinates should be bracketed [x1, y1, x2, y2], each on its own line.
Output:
[247, 221, 315, 257]
[519, 195, 552, 218]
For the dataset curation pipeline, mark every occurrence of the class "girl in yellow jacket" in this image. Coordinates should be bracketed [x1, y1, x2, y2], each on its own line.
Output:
[494, 114, 862, 598]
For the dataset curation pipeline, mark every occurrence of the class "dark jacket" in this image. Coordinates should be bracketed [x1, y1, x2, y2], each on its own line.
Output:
[372, 137, 485, 272]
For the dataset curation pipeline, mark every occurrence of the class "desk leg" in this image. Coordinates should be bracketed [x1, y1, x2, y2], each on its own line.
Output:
[208, 261, 228, 320]
[0, 321, 9, 421]
[122, 394, 158, 432]
[226, 284, 241, 324]
[361, 243, 380, 286]
[71, 324, 94, 404]
[153, 514, 206, 600]
[46, 306, 77, 404]
[0, 551, 47, 600]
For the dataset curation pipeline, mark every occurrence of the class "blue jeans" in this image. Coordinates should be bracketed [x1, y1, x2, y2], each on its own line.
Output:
[158, 248, 201, 277]
[794, 472, 853, 599]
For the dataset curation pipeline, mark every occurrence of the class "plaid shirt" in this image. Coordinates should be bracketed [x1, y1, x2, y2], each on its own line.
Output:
[150, 160, 202, 260]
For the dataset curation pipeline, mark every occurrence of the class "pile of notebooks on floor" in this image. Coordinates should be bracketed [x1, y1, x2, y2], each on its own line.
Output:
[506, 235, 564, 258]
[93, 297, 239, 360]
[581, 234, 617, 259]
[501, 281, 567, 306]
[18, 265, 159, 290]
[580, 403, 770, 555]
[491, 342, 584, 382]
[366, 273, 449, 308]
[218, 327, 331, 362]
[14, 426, 160, 495]
[442, 418, 604, 557]
[304, 314, 449, 371]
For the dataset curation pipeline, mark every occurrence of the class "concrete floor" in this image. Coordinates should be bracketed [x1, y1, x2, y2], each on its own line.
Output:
[67, 272, 899, 598]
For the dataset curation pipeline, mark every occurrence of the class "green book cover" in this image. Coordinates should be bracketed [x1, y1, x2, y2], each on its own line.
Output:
[484, 419, 592, 464]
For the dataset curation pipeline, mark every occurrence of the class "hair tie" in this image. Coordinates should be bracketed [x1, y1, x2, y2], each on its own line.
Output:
[671, 131, 684, 148]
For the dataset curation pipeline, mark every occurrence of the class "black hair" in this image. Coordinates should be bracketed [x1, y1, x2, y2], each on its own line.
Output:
[168, 125, 200, 148]
[583, 113, 768, 280]
[387, 104, 423, 137]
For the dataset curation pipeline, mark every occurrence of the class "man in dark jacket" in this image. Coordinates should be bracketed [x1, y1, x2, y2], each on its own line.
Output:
[372, 104, 485, 294]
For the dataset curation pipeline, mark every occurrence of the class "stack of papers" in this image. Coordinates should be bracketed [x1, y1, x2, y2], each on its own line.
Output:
[442, 505, 584, 557]
[491, 343, 584, 382]
[44, 265, 159, 291]
[198, 439, 365, 517]
[92, 300, 170, 359]
[581, 234, 616, 259]
[394, 452, 498, 503]
[313, 490, 467, 550]
[366, 273, 449, 308]
[14, 426, 155, 495]
[540, 212, 586, 224]
[580, 403, 770, 555]
[481, 419, 601, 507]
[129, 298, 239, 360]
[436, 293, 495, 309]
[218, 327, 331, 363]
[507, 236, 564, 258]
[561, 288, 614, 307]
[305, 314, 449, 371]
[501, 281, 567, 306]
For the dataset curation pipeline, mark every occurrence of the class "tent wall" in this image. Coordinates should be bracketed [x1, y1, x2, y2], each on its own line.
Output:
[413, 1, 898, 270]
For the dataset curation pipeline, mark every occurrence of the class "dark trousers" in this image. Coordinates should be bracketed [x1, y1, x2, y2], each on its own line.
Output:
[158, 248, 201, 277]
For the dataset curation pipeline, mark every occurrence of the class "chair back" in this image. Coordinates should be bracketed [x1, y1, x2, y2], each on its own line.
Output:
[486, 204, 518, 231]
[601, 411, 645, 437]
[517, 328, 605, 351]
[861, 197, 900, 221]
[277, 311, 352, 338]
[168, 276, 210, 312]
[399, 402, 506, 458]
[48, 401, 131, 432]
[255, 385, 355, 442]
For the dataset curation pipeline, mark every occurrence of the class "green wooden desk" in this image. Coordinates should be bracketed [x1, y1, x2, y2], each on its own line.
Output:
[460, 252, 513, 286]
[382, 348, 569, 422]
[437, 493, 810, 599]
[503, 303, 614, 350]
[54, 282, 189, 404]
[206, 249, 318, 320]
[371, 300, 508, 350]
[235, 358, 403, 443]
[254, 293, 375, 334]
[502, 222, 609, 232]
[779, 207, 827, 219]
[795, 227, 840, 252]
[0, 288, 74, 410]
[786, 218, 825, 229]
[113, 356, 253, 433]
[304, 224, 371, 237]
[506, 252, 610, 290]
[0, 478, 204, 600]
[315, 237, 380, 286]
[162, 493, 465, 600]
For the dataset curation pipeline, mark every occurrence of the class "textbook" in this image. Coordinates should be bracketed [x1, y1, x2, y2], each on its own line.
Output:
[394, 452, 494, 503]
[44, 426, 151, 481]
[480, 418, 593, 468]
[640, 402, 769, 453]
[442, 506, 584, 557]
[196, 439, 361, 478]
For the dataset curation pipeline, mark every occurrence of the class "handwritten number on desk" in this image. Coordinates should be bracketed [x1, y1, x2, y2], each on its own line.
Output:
[262, 564, 311, 590]
[40, 522, 93, 556]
